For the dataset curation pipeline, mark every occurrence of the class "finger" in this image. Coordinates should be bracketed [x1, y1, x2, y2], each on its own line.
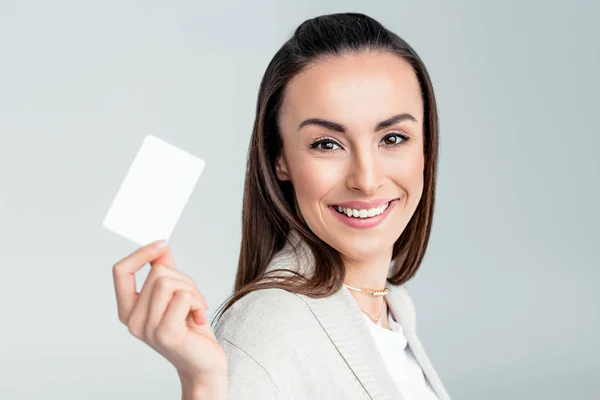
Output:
[145, 278, 206, 339]
[157, 290, 207, 341]
[113, 239, 169, 324]
[148, 265, 210, 310]
[129, 266, 207, 336]
[128, 274, 192, 338]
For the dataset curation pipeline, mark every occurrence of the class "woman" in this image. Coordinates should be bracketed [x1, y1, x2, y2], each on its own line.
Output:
[112, 12, 451, 400]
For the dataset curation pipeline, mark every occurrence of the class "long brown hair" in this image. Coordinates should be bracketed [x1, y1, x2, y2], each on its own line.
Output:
[211, 12, 438, 327]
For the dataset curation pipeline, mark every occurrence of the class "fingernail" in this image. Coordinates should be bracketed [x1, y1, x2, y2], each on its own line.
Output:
[153, 239, 168, 248]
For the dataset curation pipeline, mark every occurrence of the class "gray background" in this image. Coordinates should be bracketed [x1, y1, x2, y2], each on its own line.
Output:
[1, 0, 598, 399]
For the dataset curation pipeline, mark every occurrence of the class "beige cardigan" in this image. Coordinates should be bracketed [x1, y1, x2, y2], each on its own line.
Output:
[212, 230, 451, 400]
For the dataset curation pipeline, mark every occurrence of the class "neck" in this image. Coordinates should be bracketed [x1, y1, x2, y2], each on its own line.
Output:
[342, 246, 393, 326]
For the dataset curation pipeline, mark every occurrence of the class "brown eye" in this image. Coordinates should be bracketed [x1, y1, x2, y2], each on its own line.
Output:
[381, 133, 408, 146]
[310, 138, 341, 151]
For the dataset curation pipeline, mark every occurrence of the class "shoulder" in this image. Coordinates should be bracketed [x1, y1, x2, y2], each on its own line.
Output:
[212, 289, 308, 399]
[212, 287, 310, 346]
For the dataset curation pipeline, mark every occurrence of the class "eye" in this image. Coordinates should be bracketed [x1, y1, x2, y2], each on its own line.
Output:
[309, 138, 342, 152]
[381, 132, 409, 147]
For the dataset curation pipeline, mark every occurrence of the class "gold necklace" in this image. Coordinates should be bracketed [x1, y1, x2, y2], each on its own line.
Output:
[343, 283, 388, 326]
[343, 283, 388, 296]
[360, 303, 385, 326]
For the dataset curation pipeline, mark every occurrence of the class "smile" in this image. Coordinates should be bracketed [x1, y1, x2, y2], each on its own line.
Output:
[328, 198, 400, 229]
[334, 202, 391, 219]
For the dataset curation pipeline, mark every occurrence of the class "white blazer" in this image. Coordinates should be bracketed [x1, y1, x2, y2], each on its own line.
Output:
[212, 230, 451, 400]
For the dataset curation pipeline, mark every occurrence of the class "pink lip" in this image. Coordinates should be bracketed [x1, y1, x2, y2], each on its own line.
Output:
[329, 198, 399, 230]
[331, 197, 398, 209]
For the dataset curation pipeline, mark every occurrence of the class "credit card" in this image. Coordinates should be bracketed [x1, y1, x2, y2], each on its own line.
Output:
[103, 135, 205, 246]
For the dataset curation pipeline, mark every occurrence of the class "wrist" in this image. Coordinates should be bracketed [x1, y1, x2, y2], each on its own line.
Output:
[180, 369, 227, 400]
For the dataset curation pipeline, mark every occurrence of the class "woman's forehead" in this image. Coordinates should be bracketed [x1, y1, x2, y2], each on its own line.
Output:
[281, 52, 424, 126]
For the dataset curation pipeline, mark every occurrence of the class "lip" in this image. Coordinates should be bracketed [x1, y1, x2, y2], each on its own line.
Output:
[329, 198, 400, 230]
[331, 197, 398, 210]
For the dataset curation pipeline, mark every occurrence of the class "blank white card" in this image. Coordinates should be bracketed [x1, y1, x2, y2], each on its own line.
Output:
[102, 135, 205, 247]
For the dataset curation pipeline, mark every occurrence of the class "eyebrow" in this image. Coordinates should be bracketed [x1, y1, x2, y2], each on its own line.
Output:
[297, 113, 418, 133]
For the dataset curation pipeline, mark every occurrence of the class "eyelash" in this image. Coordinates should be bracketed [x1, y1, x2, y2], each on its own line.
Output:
[309, 132, 410, 152]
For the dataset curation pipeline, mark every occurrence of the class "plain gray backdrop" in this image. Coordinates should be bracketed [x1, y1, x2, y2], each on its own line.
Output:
[1, 0, 598, 399]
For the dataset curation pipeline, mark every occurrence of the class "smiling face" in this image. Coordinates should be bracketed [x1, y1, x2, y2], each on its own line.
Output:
[275, 50, 425, 264]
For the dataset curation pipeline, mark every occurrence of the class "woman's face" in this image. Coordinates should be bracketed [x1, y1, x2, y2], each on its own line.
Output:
[276, 51, 425, 263]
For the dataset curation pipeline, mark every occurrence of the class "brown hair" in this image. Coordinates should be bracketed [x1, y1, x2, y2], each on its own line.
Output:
[211, 12, 438, 327]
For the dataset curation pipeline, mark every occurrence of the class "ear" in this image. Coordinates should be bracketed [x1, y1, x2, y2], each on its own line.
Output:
[275, 154, 291, 181]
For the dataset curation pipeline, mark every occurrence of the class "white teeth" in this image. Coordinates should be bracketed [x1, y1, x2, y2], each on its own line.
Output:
[334, 202, 391, 219]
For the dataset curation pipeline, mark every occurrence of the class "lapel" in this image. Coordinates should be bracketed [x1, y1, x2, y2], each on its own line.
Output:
[385, 283, 451, 400]
[267, 230, 449, 400]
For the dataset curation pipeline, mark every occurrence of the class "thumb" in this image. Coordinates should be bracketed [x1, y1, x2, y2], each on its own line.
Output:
[150, 242, 176, 269]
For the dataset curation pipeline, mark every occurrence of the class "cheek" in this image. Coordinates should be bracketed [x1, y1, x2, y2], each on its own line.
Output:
[379, 144, 424, 195]
[405, 153, 424, 182]
[391, 150, 425, 201]
[290, 158, 341, 205]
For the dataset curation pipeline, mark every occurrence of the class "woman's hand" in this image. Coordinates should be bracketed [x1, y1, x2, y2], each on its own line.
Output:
[112, 240, 227, 393]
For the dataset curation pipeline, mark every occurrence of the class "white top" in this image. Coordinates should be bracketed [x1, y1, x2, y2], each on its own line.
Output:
[361, 308, 440, 400]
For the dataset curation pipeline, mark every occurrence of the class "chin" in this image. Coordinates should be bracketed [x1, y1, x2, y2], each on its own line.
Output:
[327, 231, 397, 263]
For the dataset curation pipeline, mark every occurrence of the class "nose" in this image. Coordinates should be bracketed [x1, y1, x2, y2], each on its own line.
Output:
[346, 148, 383, 196]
